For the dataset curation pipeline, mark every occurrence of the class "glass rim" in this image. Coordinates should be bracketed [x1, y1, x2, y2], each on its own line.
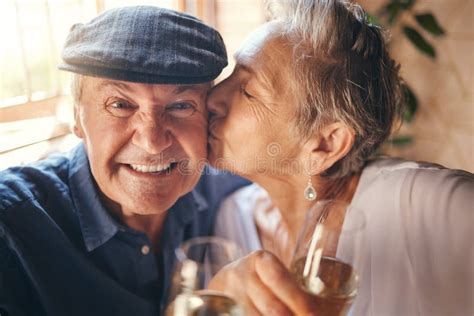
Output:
[175, 236, 242, 262]
[308, 199, 366, 234]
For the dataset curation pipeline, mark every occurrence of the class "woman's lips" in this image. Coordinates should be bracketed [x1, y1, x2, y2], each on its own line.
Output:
[208, 133, 220, 140]
[208, 128, 222, 142]
[208, 119, 221, 134]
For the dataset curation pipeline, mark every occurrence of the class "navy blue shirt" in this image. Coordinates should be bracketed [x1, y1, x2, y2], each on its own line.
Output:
[0, 144, 247, 316]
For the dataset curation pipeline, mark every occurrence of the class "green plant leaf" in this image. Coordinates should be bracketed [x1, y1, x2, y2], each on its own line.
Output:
[415, 13, 445, 36]
[382, 0, 416, 24]
[388, 136, 413, 146]
[403, 26, 436, 58]
[386, 3, 402, 24]
[366, 13, 381, 26]
[402, 84, 418, 122]
[399, 0, 416, 10]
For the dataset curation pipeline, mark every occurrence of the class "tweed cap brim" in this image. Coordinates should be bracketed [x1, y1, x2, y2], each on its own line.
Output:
[59, 6, 227, 84]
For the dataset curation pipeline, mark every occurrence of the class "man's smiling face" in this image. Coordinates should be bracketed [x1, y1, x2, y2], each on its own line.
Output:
[74, 76, 210, 216]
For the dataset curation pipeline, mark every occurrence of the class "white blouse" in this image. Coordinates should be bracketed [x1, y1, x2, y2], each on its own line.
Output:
[214, 158, 474, 316]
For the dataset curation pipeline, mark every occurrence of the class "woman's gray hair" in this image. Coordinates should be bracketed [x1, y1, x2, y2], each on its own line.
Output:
[267, 0, 403, 178]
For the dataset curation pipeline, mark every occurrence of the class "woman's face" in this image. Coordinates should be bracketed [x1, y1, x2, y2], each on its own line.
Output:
[207, 23, 306, 180]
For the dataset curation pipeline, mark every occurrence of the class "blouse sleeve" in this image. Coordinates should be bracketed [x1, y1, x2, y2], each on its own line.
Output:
[400, 167, 474, 315]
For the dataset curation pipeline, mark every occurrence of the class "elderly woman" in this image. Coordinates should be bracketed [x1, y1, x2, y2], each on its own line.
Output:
[206, 0, 473, 315]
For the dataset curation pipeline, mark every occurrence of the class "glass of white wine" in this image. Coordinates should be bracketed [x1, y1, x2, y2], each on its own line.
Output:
[165, 236, 244, 316]
[290, 200, 366, 316]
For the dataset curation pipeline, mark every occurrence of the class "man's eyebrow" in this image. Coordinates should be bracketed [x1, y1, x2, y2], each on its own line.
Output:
[97, 80, 132, 91]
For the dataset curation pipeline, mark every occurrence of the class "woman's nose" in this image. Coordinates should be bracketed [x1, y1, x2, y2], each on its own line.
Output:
[207, 81, 229, 118]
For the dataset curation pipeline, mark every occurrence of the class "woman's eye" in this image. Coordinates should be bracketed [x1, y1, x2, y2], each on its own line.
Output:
[106, 100, 135, 117]
[166, 102, 196, 118]
[240, 85, 253, 99]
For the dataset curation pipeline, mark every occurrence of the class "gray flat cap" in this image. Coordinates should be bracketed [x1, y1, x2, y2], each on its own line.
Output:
[59, 6, 227, 84]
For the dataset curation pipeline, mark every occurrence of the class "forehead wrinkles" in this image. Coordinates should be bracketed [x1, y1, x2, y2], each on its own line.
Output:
[249, 42, 294, 118]
[259, 36, 292, 98]
[235, 35, 292, 101]
[84, 78, 209, 103]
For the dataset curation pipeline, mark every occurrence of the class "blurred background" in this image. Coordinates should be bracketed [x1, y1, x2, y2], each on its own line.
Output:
[0, 0, 472, 172]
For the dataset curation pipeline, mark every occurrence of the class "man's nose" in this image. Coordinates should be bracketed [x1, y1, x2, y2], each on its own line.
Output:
[207, 81, 229, 118]
[131, 118, 172, 155]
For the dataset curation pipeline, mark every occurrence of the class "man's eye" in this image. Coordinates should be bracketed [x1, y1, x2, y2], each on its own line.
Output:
[168, 103, 192, 110]
[106, 100, 135, 117]
[166, 102, 196, 118]
[110, 101, 133, 109]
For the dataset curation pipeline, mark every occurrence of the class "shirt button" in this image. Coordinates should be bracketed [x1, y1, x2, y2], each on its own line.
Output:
[141, 245, 150, 255]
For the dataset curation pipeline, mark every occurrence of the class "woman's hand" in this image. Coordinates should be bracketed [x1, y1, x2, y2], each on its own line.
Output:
[207, 250, 317, 316]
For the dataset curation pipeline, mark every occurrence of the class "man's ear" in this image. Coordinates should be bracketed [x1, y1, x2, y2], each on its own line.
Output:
[72, 104, 84, 139]
[304, 122, 355, 175]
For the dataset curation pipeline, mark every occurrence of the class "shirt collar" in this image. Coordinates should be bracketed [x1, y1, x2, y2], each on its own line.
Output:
[69, 143, 121, 252]
[68, 143, 209, 252]
[168, 189, 208, 227]
[191, 189, 208, 212]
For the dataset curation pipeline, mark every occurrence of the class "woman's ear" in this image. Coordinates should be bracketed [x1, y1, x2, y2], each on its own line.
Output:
[305, 122, 355, 175]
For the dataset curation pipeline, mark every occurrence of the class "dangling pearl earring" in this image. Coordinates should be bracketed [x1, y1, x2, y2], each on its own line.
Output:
[304, 176, 317, 201]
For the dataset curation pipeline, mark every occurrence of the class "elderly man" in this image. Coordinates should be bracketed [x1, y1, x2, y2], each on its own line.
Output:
[0, 6, 246, 316]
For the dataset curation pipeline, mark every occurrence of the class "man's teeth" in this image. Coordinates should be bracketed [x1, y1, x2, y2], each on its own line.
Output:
[129, 163, 172, 173]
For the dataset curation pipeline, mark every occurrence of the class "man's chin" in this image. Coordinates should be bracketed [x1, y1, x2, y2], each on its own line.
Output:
[121, 199, 174, 216]
[125, 208, 169, 216]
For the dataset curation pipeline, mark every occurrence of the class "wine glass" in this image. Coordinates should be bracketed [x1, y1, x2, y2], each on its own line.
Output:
[165, 236, 244, 316]
[290, 200, 366, 316]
